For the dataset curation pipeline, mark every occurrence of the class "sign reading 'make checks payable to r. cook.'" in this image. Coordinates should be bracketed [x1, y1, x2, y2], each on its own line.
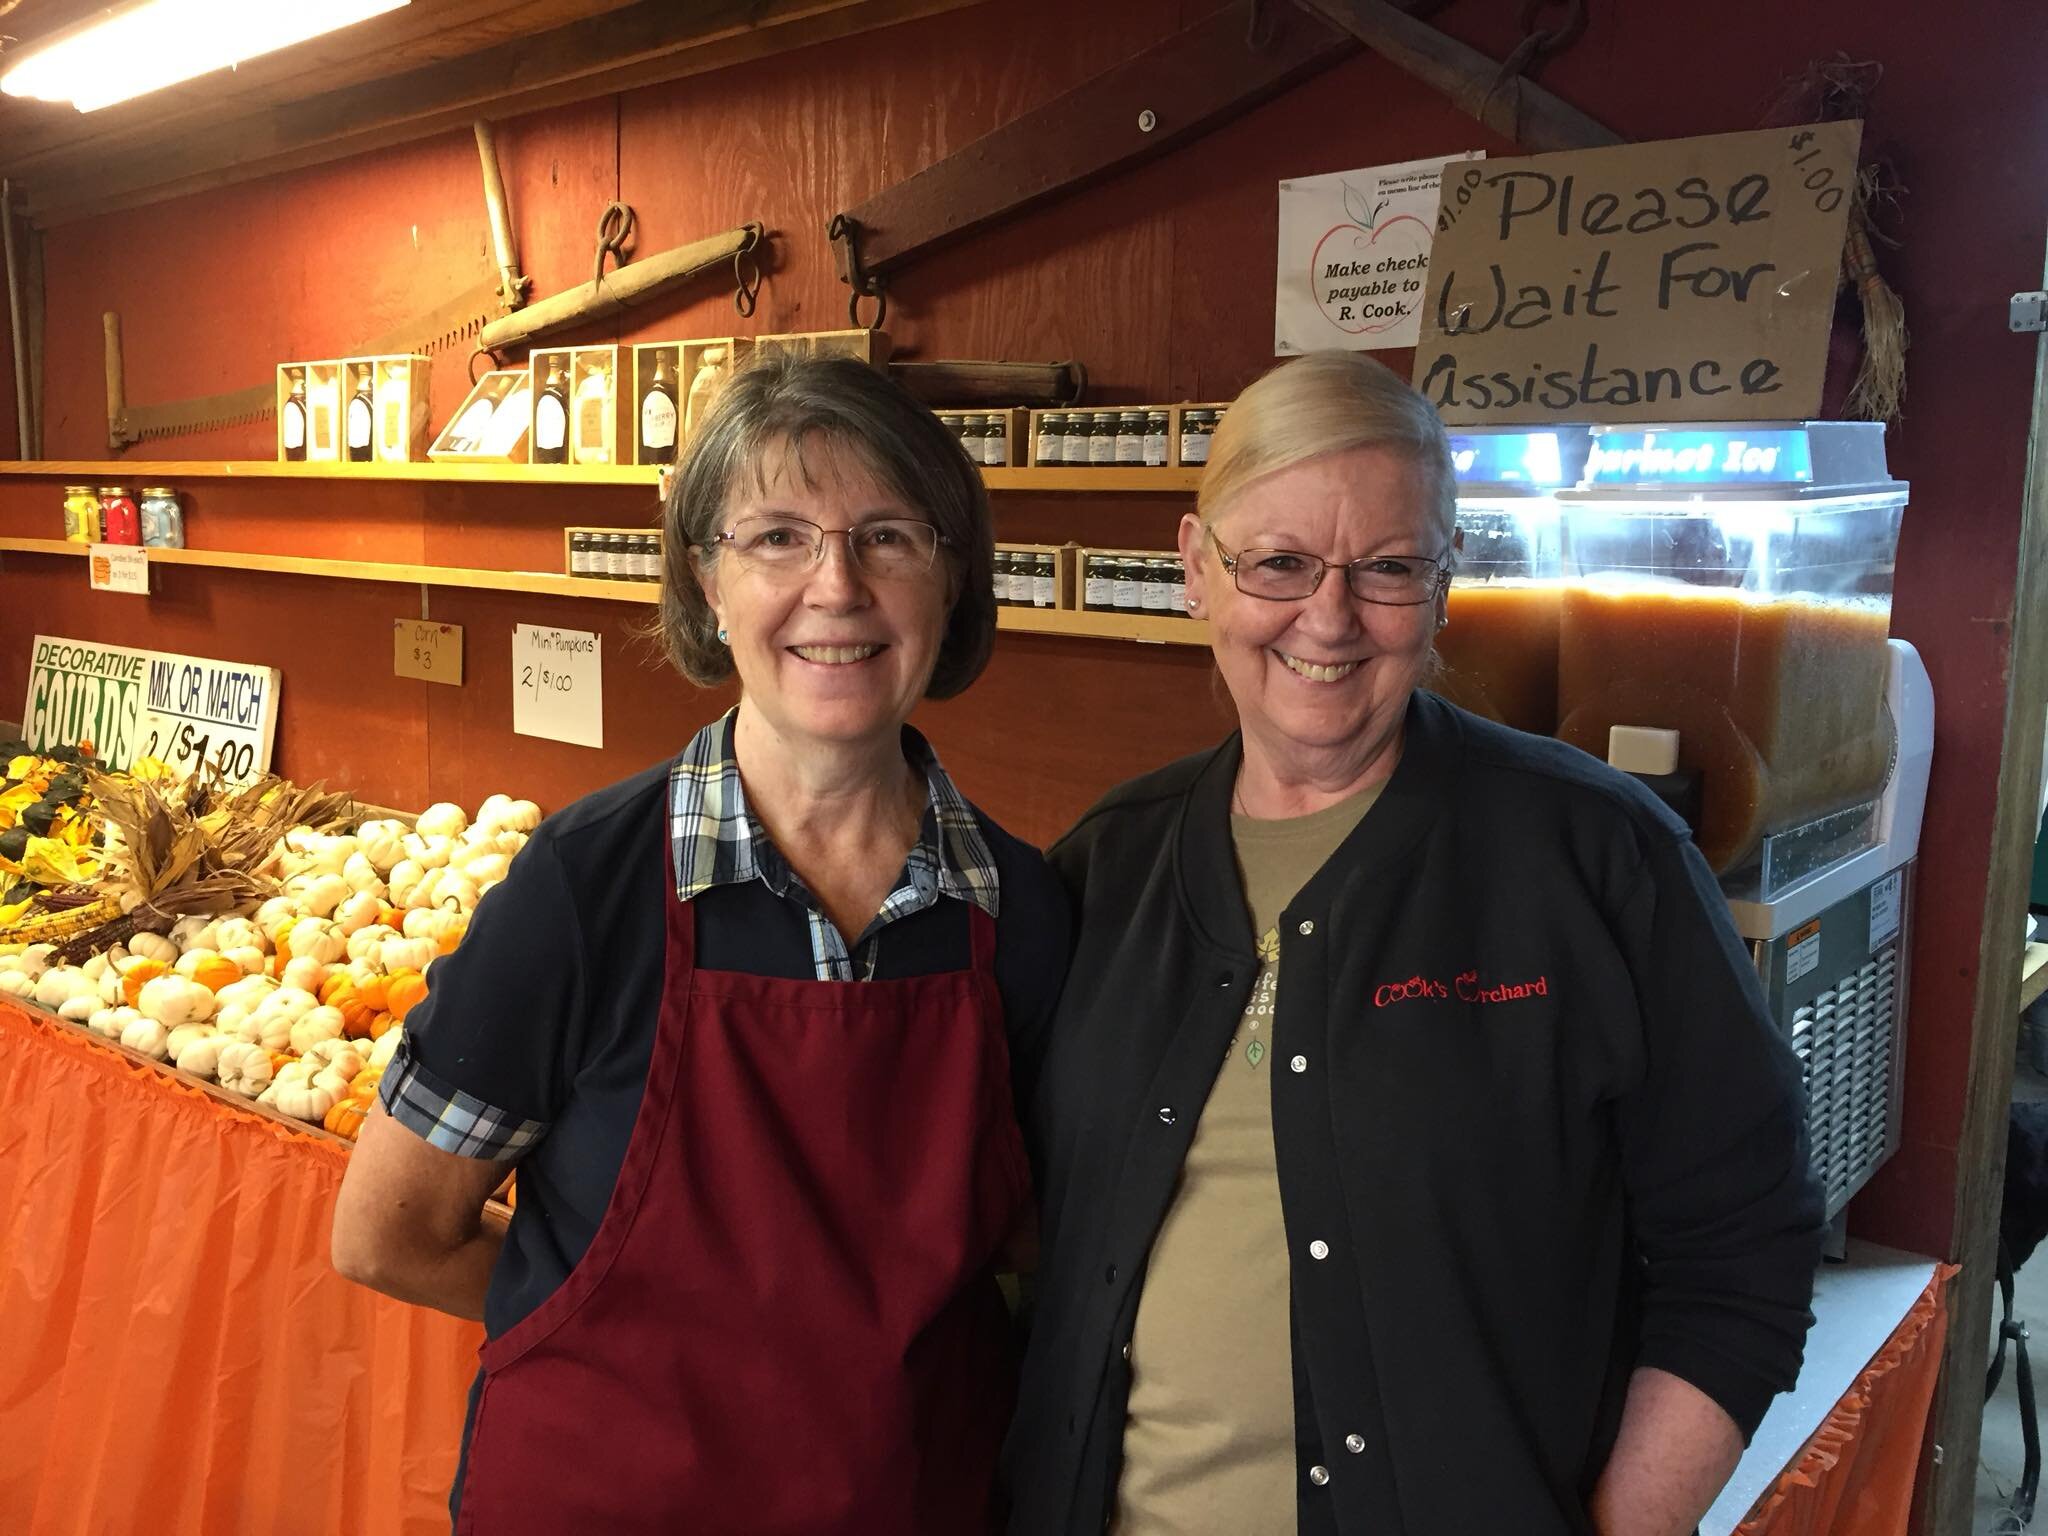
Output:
[22, 635, 280, 786]
[1412, 122, 1862, 425]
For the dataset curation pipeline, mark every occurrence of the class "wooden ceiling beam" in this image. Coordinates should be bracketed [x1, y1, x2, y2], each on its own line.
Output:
[15, 0, 980, 225]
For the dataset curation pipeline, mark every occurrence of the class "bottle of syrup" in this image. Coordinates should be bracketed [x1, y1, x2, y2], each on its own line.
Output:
[533, 358, 570, 465]
[640, 353, 678, 465]
[282, 371, 308, 462]
[345, 365, 375, 463]
[573, 360, 613, 464]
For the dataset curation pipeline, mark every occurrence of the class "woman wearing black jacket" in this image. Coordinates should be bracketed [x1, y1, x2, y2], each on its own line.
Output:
[1004, 351, 1823, 1536]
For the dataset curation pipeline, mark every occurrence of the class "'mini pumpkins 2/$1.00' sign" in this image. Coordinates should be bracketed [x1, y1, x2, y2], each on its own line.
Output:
[1411, 122, 1862, 425]
[21, 635, 280, 786]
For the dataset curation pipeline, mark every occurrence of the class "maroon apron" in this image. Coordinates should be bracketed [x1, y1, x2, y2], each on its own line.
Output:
[455, 867, 1029, 1534]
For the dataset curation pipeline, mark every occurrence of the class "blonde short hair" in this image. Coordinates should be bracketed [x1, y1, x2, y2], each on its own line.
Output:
[1196, 351, 1457, 556]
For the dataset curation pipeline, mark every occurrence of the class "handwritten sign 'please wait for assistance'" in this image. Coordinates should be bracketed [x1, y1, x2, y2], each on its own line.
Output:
[1412, 122, 1861, 425]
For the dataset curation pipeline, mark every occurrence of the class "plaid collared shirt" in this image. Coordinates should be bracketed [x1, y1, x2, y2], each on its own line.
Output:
[669, 708, 1001, 981]
[379, 712, 1003, 1160]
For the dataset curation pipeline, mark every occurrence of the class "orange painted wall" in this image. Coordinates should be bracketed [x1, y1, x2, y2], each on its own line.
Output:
[1, 0, 2045, 1260]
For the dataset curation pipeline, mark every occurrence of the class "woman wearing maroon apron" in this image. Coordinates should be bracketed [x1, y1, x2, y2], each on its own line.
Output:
[333, 354, 1068, 1533]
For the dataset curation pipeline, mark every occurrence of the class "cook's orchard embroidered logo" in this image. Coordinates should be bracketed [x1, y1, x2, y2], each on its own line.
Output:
[1373, 970, 1551, 1008]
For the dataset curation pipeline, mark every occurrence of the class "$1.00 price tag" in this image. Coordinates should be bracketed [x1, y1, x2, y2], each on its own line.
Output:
[512, 623, 602, 748]
[394, 620, 464, 685]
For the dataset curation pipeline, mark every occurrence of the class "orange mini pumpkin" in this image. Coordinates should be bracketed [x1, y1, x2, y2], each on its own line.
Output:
[189, 954, 242, 993]
[322, 976, 378, 1039]
[325, 1095, 372, 1139]
[367, 1010, 399, 1040]
[120, 959, 170, 1007]
[385, 970, 428, 1022]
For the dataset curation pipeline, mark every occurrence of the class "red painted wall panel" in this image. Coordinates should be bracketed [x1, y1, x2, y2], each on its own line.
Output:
[2, 0, 2044, 1259]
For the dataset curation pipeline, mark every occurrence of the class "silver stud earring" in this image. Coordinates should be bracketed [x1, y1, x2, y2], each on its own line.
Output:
[1185, 597, 1200, 612]
[717, 627, 729, 644]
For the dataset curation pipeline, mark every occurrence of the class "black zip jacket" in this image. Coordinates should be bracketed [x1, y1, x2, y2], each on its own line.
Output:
[1004, 692, 1824, 1536]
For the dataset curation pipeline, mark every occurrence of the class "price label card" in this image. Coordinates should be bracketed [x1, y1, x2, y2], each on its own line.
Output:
[88, 544, 149, 594]
[1869, 870, 1903, 949]
[512, 624, 602, 748]
[394, 620, 464, 685]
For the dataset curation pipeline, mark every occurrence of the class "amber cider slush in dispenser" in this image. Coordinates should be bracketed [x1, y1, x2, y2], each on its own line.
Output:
[1553, 425, 1906, 879]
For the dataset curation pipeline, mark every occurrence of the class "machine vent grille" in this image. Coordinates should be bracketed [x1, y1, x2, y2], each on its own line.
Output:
[1788, 942, 1900, 1219]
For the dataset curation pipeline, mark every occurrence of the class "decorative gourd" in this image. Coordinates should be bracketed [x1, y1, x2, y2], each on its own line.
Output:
[286, 919, 345, 966]
[120, 1012, 172, 1061]
[221, 945, 268, 975]
[288, 1004, 347, 1055]
[172, 945, 217, 976]
[57, 992, 97, 1022]
[387, 861, 426, 907]
[87, 1005, 139, 1039]
[384, 970, 429, 1022]
[166, 1020, 217, 1060]
[405, 867, 445, 911]
[346, 924, 398, 965]
[335, 891, 382, 935]
[81, 952, 114, 982]
[341, 852, 385, 896]
[434, 873, 481, 912]
[296, 873, 351, 919]
[33, 965, 94, 1011]
[270, 1060, 337, 1121]
[127, 932, 178, 965]
[175, 1030, 233, 1080]
[187, 953, 243, 992]
[0, 970, 35, 1001]
[281, 955, 329, 995]
[478, 796, 541, 834]
[137, 975, 216, 1028]
[414, 802, 468, 840]
[254, 896, 298, 943]
[167, 914, 211, 950]
[401, 832, 454, 872]
[379, 935, 438, 975]
[119, 957, 171, 1007]
[462, 853, 512, 887]
[401, 907, 468, 945]
[367, 1027, 403, 1071]
[215, 1040, 278, 1097]
[325, 1095, 373, 1139]
[356, 821, 408, 875]
[214, 973, 278, 1017]
[320, 974, 379, 1038]
[17, 944, 56, 977]
[302, 1036, 365, 1080]
[97, 967, 125, 1007]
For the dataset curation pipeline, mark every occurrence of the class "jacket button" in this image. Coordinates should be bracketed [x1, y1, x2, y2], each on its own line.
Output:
[1298, 919, 1315, 936]
[1121, 1341, 1132, 1362]
[1290, 1054, 1308, 1073]
[1309, 1465, 1330, 1486]
[1345, 1433, 1366, 1454]
[1105, 1263, 1118, 1284]
[1217, 973, 1233, 988]
[1309, 1240, 1330, 1260]
[1158, 1106, 1176, 1124]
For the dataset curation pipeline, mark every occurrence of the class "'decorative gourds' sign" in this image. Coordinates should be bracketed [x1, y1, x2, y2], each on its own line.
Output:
[1412, 123, 1861, 425]
[21, 635, 280, 785]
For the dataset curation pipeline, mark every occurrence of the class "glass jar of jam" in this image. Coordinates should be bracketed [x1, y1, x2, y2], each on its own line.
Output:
[1115, 412, 1146, 465]
[63, 484, 100, 543]
[138, 487, 185, 548]
[98, 486, 141, 545]
[1036, 413, 1064, 466]
[1060, 413, 1091, 466]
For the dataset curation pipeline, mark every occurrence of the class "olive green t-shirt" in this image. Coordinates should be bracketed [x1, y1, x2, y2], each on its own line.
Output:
[1113, 781, 1384, 1536]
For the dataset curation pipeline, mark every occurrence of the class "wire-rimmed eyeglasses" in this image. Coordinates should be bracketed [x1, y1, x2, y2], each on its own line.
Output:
[710, 515, 951, 579]
[1208, 528, 1449, 605]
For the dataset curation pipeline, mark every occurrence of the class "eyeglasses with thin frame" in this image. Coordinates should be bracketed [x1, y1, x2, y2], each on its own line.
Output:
[1207, 528, 1449, 606]
[711, 515, 951, 579]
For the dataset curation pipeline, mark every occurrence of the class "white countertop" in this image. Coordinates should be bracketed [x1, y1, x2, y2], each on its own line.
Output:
[1701, 1239, 1939, 1536]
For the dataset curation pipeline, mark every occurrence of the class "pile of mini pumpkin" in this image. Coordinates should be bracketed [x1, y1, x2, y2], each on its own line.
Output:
[0, 793, 539, 1138]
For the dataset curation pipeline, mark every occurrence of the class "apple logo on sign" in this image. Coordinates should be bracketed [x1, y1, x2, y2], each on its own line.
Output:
[1311, 180, 1431, 337]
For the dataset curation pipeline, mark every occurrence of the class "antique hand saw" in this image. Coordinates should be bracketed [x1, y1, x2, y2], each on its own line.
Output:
[102, 278, 510, 448]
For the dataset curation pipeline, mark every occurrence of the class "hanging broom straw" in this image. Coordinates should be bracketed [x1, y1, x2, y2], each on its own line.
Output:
[1843, 168, 1907, 424]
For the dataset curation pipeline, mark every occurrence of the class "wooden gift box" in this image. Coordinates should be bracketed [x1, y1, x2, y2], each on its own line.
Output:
[428, 368, 532, 462]
[993, 541, 1078, 609]
[563, 525, 663, 580]
[1074, 544, 1196, 616]
[1022, 402, 1233, 468]
[629, 338, 755, 464]
[753, 328, 892, 368]
[529, 345, 631, 467]
[276, 360, 343, 463]
[334, 353, 434, 463]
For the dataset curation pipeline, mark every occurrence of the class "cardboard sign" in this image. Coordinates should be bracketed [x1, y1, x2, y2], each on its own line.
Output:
[1412, 123, 1862, 425]
[1275, 151, 1484, 354]
[87, 543, 150, 594]
[21, 635, 279, 785]
[512, 624, 602, 748]
[394, 620, 464, 686]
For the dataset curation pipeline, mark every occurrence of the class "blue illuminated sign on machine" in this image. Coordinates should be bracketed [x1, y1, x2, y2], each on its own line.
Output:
[1448, 430, 1583, 488]
[1583, 429, 1814, 487]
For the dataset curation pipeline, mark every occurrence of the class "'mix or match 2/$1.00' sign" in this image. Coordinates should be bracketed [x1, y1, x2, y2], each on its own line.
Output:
[21, 635, 280, 786]
[1412, 122, 1861, 425]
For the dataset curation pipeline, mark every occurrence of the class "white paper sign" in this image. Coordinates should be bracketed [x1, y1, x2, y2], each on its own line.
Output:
[1276, 151, 1484, 355]
[21, 634, 278, 785]
[1868, 870, 1903, 950]
[512, 624, 603, 748]
[87, 543, 149, 594]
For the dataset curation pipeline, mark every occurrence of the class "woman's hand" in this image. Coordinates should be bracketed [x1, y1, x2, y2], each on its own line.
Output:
[331, 1101, 513, 1321]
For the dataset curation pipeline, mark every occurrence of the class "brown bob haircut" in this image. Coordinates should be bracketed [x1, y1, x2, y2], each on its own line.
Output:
[657, 351, 996, 700]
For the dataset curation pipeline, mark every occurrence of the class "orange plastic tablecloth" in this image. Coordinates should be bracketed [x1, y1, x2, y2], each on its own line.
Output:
[0, 999, 482, 1536]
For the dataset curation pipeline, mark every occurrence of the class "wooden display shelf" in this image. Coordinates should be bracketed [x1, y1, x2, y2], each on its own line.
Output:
[0, 460, 1201, 494]
[0, 459, 661, 486]
[1, 537, 1213, 644]
[0, 537, 654, 603]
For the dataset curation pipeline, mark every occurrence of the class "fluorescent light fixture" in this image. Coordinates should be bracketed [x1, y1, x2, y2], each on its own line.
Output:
[1, 0, 410, 112]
